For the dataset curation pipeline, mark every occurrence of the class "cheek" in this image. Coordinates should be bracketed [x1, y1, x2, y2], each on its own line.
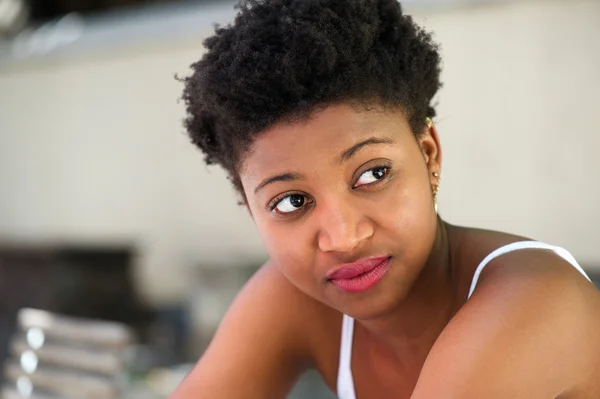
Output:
[254, 217, 318, 291]
[377, 175, 437, 257]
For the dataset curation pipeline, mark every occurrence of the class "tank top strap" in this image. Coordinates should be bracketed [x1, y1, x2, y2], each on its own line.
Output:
[336, 314, 357, 399]
[467, 241, 591, 299]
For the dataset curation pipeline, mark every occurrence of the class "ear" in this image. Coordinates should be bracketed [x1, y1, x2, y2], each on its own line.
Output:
[418, 120, 443, 186]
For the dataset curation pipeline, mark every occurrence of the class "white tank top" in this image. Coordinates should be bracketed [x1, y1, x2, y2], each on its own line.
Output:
[336, 241, 592, 399]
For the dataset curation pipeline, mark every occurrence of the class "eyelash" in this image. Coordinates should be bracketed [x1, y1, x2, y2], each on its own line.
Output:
[266, 163, 392, 215]
[352, 163, 392, 189]
[267, 192, 312, 215]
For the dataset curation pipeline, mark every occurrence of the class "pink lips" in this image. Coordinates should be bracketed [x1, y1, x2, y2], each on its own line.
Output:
[327, 256, 391, 293]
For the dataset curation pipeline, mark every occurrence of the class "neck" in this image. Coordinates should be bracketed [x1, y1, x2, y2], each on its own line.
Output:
[356, 219, 462, 364]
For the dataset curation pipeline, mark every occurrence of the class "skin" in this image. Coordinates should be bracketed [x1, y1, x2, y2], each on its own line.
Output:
[170, 103, 600, 399]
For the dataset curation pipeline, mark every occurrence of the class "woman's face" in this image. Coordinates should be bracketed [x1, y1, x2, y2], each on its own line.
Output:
[239, 104, 442, 319]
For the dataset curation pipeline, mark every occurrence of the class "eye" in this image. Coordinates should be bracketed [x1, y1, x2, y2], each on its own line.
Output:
[354, 166, 389, 188]
[272, 194, 308, 214]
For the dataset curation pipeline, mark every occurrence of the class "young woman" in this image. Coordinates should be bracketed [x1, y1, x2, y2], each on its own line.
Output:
[170, 1, 600, 397]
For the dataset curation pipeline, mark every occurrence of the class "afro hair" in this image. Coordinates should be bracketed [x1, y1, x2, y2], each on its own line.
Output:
[181, 0, 442, 196]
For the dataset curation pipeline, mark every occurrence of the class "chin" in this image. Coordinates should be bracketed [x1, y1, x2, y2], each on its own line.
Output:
[345, 302, 395, 321]
[333, 286, 408, 321]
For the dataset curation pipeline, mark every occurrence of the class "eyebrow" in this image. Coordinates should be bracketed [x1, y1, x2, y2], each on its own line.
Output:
[254, 172, 303, 194]
[253, 136, 394, 195]
[339, 137, 395, 163]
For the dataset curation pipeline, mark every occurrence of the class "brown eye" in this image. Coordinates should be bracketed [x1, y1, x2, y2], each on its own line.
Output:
[372, 167, 386, 179]
[354, 166, 389, 187]
[274, 194, 306, 214]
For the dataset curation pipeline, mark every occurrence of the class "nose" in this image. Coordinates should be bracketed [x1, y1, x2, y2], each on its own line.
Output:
[317, 199, 374, 253]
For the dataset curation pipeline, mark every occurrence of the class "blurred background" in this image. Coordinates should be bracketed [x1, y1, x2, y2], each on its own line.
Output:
[0, 0, 599, 397]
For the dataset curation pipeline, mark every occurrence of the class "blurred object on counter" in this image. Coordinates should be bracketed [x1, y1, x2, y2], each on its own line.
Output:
[16, 308, 133, 349]
[0, 0, 29, 37]
[1, 308, 135, 399]
[189, 262, 261, 355]
[0, 241, 156, 367]
[145, 305, 192, 366]
[126, 304, 194, 374]
[27, 0, 180, 22]
[144, 363, 193, 397]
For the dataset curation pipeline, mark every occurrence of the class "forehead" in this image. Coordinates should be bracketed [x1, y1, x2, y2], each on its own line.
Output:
[240, 104, 412, 176]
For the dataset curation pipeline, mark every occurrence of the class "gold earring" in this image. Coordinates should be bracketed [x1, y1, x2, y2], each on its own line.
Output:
[432, 172, 440, 213]
[426, 117, 433, 128]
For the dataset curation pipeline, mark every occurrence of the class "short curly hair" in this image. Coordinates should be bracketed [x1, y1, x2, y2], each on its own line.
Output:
[181, 0, 442, 197]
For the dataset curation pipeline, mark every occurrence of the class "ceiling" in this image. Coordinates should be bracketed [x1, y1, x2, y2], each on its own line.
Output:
[26, 0, 209, 23]
[0, 0, 519, 66]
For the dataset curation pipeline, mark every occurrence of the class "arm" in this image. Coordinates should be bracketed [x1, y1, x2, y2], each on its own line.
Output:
[169, 262, 315, 399]
[412, 250, 599, 399]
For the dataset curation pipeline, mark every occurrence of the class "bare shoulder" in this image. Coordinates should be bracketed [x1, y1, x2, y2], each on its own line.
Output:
[413, 244, 600, 399]
[170, 261, 341, 399]
[244, 262, 343, 387]
[238, 260, 343, 359]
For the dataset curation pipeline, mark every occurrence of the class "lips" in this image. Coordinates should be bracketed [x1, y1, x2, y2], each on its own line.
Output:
[327, 256, 391, 293]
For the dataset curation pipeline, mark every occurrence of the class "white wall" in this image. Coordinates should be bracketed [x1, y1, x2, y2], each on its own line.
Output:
[425, 0, 600, 262]
[0, 0, 599, 306]
[0, 42, 268, 305]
